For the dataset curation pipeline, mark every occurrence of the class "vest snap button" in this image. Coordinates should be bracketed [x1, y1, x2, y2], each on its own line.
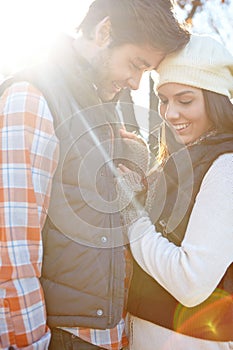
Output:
[101, 236, 107, 243]
[97, 309, 103, 316]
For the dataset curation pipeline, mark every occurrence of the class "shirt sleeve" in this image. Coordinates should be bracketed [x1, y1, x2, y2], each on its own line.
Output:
[129, 153, 233, 307]
[0, 81, 59, 281]
[0, 81, 59, 348]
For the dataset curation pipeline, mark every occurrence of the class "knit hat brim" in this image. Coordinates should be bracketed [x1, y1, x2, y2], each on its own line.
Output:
[154, 35, 233, 99]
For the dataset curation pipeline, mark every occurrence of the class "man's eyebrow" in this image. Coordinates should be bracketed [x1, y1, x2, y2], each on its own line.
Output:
[135, 57, 152, 68]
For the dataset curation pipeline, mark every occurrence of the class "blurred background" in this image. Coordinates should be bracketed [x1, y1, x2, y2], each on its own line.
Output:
[0, 0, 232, 148]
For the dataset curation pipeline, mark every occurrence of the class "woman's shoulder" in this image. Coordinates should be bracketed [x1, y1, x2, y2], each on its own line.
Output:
[211, 152, 233, 170]
[203, 152, 233, 188]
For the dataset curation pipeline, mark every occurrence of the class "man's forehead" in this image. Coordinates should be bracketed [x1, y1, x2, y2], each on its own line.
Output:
[135, 48, 165, 68]
[138, 54, 165, 70]
[123, 43, 165, 69]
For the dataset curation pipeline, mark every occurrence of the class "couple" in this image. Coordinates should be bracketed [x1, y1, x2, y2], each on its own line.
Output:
[0, 1, 232, 350]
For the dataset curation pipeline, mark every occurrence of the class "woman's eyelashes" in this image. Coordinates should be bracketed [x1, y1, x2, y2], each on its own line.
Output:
[179, 100, 192, 105]
[158, 98, 193, 105]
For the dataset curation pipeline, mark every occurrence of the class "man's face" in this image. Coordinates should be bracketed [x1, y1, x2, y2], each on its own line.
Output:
[91, 43, 165, 102]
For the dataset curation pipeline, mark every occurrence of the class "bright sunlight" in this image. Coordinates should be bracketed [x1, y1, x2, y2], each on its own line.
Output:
[0, 0, 92, 76]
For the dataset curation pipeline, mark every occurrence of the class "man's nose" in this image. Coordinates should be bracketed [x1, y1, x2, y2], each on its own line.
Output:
[127, 72, 143, 90]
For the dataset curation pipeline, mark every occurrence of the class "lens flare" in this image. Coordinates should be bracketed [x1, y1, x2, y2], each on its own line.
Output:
[173, 288, 233, 340]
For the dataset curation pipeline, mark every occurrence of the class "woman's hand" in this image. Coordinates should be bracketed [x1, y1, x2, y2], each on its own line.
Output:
[116, 166, 147, 227]
[119, 127, 150, 175]
[118, 163, 132, 174]
[119, 128, 144, 143]
[116, 163, 159, 224]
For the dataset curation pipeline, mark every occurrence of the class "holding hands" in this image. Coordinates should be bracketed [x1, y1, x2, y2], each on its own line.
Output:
[116, 127, 158, 228]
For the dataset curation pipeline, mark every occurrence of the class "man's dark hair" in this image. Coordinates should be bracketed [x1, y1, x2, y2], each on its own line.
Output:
[77, 0, 190, 54]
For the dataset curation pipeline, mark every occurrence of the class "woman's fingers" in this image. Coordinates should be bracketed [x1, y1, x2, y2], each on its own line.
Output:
[119, 128, 138, 140]
[118, 163, 131, 173]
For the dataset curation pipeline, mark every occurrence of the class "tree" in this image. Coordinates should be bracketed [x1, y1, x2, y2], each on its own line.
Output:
[176, 0, 233, 54]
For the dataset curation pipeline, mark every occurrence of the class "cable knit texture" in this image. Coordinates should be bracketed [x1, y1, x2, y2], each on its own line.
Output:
[116, 171, 147, 226]
[116, 167, 160, 227]
[122, 136, 150, 177]
[116, 135, 151, 227]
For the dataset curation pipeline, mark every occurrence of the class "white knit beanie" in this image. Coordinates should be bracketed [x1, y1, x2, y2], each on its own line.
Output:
[155, 34, 233, 99]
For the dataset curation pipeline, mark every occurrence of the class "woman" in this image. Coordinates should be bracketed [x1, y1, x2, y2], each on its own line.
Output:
[118, 35, 233, 349]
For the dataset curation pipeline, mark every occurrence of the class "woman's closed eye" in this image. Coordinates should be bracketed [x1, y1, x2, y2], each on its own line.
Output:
[179, 99, 192, 105]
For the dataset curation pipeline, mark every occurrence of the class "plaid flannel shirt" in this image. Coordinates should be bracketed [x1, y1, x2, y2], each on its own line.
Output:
[0, 82, 59, 349]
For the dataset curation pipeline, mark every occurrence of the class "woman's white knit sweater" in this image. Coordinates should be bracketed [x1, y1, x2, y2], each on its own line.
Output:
[129, 153, 233, 307]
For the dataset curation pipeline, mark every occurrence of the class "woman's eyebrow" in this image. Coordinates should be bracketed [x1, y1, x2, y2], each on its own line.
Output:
[174, 91, 195, 97]
[158, 91, 195, 99]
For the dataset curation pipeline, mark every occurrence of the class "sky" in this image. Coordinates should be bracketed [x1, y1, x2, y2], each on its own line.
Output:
[177, 0, 233, 54]
[0, 0, 93, 75]
[1, 0, 232, 76]
[1, 0, 233, 72]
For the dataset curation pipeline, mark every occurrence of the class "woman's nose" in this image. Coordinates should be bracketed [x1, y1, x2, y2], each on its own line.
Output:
[165, 103, 180, 121]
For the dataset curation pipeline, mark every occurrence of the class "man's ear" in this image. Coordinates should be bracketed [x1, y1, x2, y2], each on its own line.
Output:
[95, 16, 112, 47]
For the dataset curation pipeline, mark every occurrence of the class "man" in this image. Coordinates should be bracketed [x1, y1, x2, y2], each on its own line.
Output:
[0, 0, 189, 349]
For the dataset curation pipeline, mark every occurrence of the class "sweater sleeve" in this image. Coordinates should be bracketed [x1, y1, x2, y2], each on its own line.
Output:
[129, 153, 233, 307]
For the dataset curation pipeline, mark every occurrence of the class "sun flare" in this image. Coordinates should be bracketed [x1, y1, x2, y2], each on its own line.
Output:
[0, 0, 92, 76]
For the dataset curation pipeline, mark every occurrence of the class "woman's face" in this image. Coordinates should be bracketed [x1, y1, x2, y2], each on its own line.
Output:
[158, 83, 213, 145]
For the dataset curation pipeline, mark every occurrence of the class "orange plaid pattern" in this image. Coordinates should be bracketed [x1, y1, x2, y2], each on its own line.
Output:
[0, 82, 59, 349]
